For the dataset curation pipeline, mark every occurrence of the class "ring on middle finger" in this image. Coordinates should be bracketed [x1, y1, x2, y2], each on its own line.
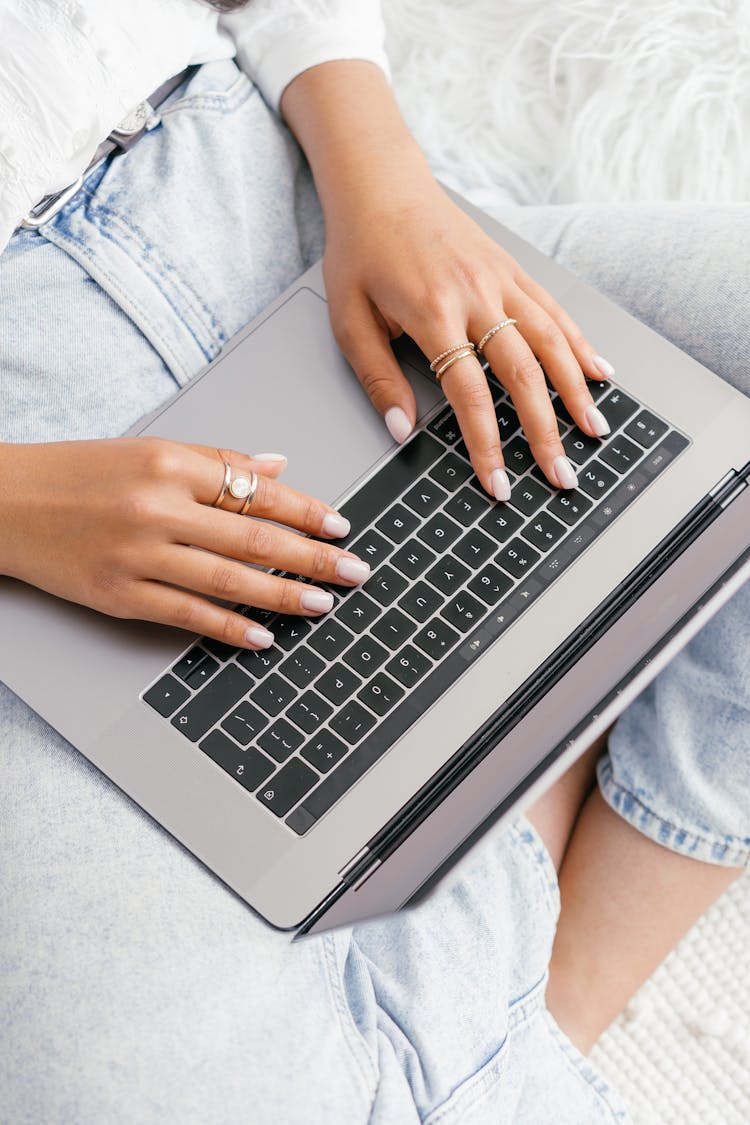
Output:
[476, 318, 517, 354]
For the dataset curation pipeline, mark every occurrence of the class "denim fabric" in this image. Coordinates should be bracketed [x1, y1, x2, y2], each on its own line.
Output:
[1, 58, 747, 1123]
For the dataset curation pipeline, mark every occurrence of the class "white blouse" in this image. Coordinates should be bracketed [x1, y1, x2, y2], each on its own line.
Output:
[0, 0, 388, 253]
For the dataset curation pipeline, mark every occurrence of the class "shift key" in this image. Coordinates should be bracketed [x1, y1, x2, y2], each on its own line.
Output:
[171, 664, 252, 742]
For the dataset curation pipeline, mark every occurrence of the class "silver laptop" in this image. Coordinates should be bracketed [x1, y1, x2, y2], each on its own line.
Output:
[2, 192, 749, 934]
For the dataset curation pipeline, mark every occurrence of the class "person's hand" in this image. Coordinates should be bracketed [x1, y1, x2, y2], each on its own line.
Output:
[324, 175, 614, 500]
[0, 437, 370, 649]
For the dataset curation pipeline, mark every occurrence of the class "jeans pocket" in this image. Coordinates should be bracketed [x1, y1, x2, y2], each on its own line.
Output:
[159, 59, 256, 117]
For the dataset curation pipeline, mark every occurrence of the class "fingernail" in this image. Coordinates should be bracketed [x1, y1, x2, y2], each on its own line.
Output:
[322, 511, 351, 538]
[252, 452, 287, 463]
[553, 455, 579, 490]
[490, 468, 512, 502]
[592, 355, 615, 379]
[385, 406, 413, 444]
[336, 556, 371, 584]
[245, 625, 274, 649]
[584, 405, 611, 437]
[300, 589, 334, 614]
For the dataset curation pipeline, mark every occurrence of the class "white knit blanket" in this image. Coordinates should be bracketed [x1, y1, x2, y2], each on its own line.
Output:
[382, 2, 750, 1119]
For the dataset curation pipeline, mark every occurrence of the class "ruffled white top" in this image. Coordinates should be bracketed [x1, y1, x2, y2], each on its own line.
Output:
[0, 0, 388, 253]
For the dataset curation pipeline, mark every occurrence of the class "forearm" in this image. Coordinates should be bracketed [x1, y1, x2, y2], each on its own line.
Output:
[280, 60, 437, 224]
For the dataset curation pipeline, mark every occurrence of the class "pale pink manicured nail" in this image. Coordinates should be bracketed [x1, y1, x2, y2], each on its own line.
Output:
[584, 405, 611, 437]
[245, 626, 274, 649]
[336, 556, 371, 584]
[300, 589, 334, 613]
[385, 406, 413, 444]
[252, 452, 287, 463]
[322, 512, 350, 538]
[553, 456, 579, 490]
[490, 468, 512, 502]
[592, 355, 615, 378]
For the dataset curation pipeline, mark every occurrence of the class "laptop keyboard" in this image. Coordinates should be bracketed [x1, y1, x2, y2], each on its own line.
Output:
[143, 378, 688, 835]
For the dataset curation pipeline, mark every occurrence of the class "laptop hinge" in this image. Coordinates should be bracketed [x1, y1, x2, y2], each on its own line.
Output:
[338, 844, 377, 889]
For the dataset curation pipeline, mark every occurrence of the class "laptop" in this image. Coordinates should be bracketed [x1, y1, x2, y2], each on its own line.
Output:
[2, 191, 749, 934]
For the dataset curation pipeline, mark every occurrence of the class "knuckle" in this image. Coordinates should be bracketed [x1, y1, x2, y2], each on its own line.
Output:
[119, 487, 161, 528]
[209, 563, 240, 599]
[244, 523, 274, 562]
[308, 543, 332, 579]
[512, 357, 544, 390]
[171, 598, 203, 634]
[139, 438, 179, 481]
[540, 322, 567, 351]
[421, 282, 453, 320]
[360, 370, 395, 404]
[300, 496, 322, 531]
[219, 613, 241, 645]
[475, 437, 503, 464]
[461, 379, 491, 412]
[535, 426, 564, 453]
[275, 579, 297, 614]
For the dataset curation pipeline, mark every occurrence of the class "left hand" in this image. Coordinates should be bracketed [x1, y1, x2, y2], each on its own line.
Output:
[323, 173, 614, 499]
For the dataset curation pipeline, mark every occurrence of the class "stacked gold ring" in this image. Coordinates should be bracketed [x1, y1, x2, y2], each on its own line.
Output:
[476, 318, 517, 353]
[429, 341, 477, 383]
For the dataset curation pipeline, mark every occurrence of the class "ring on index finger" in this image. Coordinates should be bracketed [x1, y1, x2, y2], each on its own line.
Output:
[430, 343, 477, 384]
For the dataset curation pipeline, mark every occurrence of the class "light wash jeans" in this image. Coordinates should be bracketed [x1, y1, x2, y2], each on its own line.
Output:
[1, 61, 748, 1124]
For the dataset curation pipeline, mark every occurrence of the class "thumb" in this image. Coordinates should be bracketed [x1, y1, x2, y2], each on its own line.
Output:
[333, 299, 417, 445]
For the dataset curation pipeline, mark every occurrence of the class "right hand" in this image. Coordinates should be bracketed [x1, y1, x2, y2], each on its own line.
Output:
[0, 437, 369, 650]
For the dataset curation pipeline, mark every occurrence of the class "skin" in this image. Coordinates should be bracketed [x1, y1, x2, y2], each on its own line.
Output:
[1, 58, 740, 1050]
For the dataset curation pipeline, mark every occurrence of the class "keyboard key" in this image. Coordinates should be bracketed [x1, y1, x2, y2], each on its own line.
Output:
[599, 388, 639, 429]
[288, 736, 389, 830]
[280, 646, 326, 689]
[578, 459, 618, 498]
[201, 636, 236, 662]
[372, 607, 417, 649]
[257, 759, 318, 817]
[428, 407, 461, 445]
[479, 503, 524, 543]
[426, 555, 471, 596]
[509, 476, 552, 517]
[251, 672, 297, 718]
[495, 402, 520, 442]
[624, 409, 668, 449]
[368, 565, 408, 607]
[387, 644, 431, 688]
[335, 591, 380, 634]
[376, 503, 419, 545]
[587, 378, 611, 401]
[315, 664, 361, 706]
[441, 591, 487, 633]
[173, 647, 211, 685]
[200, 730, 275, 792]
[221, 701, 269, 745]
[496, 537, 541, 579]
[403, 477, 448, 519]
[418, 513, 462, 552]
[308, 619, 353, 661]
[415, 618, 460, 659]
[357, 672, 405, 717]
[258, 718, 304, 762]
[503, 435, 535, 475]
[287, 690, 333, 734]
[236, 645, 284, 678]
[171, 664, 253, 742]
[454, 527, 496, 568]
[468, 564, 513, 605]
[351, 528, 394, 568]
[430, 452, 472, 491]
[547, 489, 592, 526]
[562, 428, 601, 465]
[143, 674, 189, 718]
[302, 730, 348, 773]
[340, 431, 443, 538]
[445, 486, 489, 528]
[398, 580, 444, 623]
[391, 539, 437, 581]
[343, 636, 389, 677]
[331, 700, 377, 745]
[600, 435, 643, 474]
[273, 617, 312, 652]
[522, 511, 567, 552]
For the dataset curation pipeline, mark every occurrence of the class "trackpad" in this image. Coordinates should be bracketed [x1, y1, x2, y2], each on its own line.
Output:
[141, 287, 442, 507]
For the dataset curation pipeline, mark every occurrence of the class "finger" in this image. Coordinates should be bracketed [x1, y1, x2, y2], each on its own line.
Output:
[506, 290, 611, 440]
[482, 323, 578, 490]
[155, 545, 362, 617]
[186, 444, 289, 480]
[331, 296, 417, 445]
[128, 580, 276, 650]
[439, 351, 512, 500]
[514, 266, 616, 382]
[187, 451, 352, 540]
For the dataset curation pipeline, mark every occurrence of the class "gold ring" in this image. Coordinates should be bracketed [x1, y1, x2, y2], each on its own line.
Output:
[429, 341, 475, 372]
[213, 461, 232, 507]
[476, 318, 517, 353]
[434, 346, 477, 383]
[238, 471, 259, 515]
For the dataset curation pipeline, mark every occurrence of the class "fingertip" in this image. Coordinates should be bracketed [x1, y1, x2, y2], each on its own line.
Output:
[489, 467, 512, 502]
[384, 405, 414, 445]
[552, 455, 579, 490]
[321, 511, 351, 538]
[244, 625, 275, 649]
[590, 355, 616, 379]
[251, 452, 288, 477]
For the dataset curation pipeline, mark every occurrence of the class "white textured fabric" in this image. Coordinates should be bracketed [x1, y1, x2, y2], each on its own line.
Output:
[0, 0, 388, 252]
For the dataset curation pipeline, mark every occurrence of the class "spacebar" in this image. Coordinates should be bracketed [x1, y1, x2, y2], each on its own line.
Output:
[297, 738, 388, 821]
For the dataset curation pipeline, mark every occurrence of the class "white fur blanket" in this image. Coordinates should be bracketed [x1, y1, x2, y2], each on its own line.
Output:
[384, 0, 750, 206]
